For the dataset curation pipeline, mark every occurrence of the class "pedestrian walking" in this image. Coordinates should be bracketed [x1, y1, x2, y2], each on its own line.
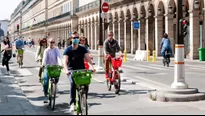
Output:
[2, 37, 12, 75]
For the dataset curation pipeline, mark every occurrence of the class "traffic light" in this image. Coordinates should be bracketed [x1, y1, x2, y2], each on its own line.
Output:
[182, 19, 188, 37]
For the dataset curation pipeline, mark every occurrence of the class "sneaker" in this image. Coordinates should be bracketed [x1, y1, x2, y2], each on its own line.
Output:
[7, 71, 10, 75]
[69, 104, 75, 112]
[43, 97, 49, 103]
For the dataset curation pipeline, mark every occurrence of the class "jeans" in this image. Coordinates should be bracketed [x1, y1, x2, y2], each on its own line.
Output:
[2, 55, 11, 71]
[68, 75, 89, 106]
[43, 68, 59, 96]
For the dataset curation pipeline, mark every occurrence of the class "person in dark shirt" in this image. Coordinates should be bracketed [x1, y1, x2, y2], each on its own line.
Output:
[104, 31, 122, 79]
[63, 32, 95, 111]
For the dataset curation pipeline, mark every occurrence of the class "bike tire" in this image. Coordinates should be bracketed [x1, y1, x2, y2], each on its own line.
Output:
[49, 81, 56, 111]
[76, 91, 82, 115]
[80, 91, 88, 115]
[114, 72, 121, 94]
[50, 82, 56, 111]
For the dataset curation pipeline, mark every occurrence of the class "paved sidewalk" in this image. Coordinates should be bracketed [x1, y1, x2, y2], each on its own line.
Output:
[0, 66, 38, 115]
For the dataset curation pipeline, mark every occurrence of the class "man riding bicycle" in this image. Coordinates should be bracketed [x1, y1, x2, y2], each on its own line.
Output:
[63, 32, 95, 112]
[15, 36, 25, 64]
[104, 31, 122, 79]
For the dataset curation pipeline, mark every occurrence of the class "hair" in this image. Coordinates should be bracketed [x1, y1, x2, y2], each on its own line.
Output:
[163, 33, 168, 38]
[3, 37, 11, 47]
[39, 38, 47, 46]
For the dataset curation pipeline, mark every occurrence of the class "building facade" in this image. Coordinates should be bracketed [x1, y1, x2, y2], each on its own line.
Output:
[0, 20, 9, 38]
[9, 0, 205, 60]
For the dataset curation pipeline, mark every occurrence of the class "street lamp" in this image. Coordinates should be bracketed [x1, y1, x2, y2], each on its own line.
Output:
[194, 0, 200, 10]
[169, 6, 173, 14]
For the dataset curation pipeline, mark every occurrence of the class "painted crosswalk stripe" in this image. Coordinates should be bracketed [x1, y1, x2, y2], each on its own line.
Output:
[122, 65, 148, 71]
[136, 64, 167, 71]
[17, 69, 33, 76]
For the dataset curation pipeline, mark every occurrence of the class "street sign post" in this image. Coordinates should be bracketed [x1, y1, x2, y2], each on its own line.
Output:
[133, 22, 140, 29]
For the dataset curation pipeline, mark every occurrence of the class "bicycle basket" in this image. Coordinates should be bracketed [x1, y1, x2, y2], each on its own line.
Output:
[112, 58, 122, 69]
[72, 71, 92, 86]
[47, 65, 63, 78]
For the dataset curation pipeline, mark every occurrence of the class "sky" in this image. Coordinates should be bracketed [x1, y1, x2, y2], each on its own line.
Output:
[0, 0, 22, 20]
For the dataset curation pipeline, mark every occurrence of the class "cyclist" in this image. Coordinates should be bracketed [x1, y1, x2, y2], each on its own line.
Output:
[42, 38, 62, 103]
[160, 33, 172, 58]
[35, 37, 47, 82]
[104, 31, 122, 79]
[15, 35, 25, 64]
[63, 32, 95, 111]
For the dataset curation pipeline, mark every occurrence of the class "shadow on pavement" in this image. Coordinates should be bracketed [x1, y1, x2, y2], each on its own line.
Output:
[88, 92, 116, 99]
[119, 89, 150, 96]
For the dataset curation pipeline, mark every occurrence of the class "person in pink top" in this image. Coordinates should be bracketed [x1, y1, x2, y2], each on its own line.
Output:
[42, 38, 62, 103]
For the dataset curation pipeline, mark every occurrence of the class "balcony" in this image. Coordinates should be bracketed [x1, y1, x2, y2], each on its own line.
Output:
[47, 11, 71, 23]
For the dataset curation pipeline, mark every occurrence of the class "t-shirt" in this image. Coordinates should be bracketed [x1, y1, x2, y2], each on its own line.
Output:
[15, 39, 24, 49]
[63, 45, 88, 70]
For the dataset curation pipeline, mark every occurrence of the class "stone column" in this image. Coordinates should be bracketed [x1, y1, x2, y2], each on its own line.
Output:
[124, 19, 127, 51]
[112, 19, 116, 39]
[90, 22, 94, 50]
[94, 21, 98, 50]
[118, 19, 121, 46]
[138, 18, 146, 50]
[156, 16, 164, 56]
[130, 19, 134, 54]
[145, 17, 149, 51]
[189, 10, 200, 60]
[165, 14, 175, 55]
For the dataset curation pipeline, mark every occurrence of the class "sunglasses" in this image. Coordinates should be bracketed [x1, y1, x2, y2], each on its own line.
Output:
[80, 40, 85, 42]
[73, 37, 79, 39]
[50, 41, 55, 43]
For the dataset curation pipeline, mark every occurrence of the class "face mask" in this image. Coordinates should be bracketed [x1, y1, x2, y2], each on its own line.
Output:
[73, 39, 79, 45]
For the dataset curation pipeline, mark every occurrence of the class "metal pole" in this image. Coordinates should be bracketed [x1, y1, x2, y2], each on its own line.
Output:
[171, 0, 188, 89]
[96, 0, 105, 72]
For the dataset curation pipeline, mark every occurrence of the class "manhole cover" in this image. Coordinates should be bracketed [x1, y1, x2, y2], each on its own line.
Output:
[0, 95, 8, 103]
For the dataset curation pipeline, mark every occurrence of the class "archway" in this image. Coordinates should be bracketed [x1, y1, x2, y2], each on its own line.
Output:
[157, 1, 165, 56]
[133, 7, 138, 53]
[114, 12, 119, 43]
[125, 9, 131, 53]
[139, 5, 146, 50]
[119, 10, 125, 50]
[147, 4, 155, 55]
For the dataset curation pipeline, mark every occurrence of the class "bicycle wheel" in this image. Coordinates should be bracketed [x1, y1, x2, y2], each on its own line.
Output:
[80, 90, 88, 115]
[49, 80, 56, 111]
[76, 91, 82, 115]
[114, 71, 121, 94]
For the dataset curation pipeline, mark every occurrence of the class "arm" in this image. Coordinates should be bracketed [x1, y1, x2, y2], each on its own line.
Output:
[160, 38, 164, 49]
[116, 40, 122, 54]
[56, 49, 62, 66]
[42, 49, 47, 67]
[104, 40, 109, 56]
[64, 55, 70, 74]
[84, 53, 95, 70]
[35, 46, 40, 61]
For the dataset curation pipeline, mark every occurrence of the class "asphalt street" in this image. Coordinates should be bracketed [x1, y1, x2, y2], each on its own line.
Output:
[4, 46, 205, 115]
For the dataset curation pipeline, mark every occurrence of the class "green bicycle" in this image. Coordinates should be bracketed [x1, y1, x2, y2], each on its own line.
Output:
[70, 69, 93, 115]
[41, 65, 63, 111]
[17, 49, 24, 68]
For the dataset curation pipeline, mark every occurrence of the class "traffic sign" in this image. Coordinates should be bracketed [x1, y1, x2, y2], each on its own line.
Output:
[102, 2, 109, 13]
[133, 22, 140, 29]
[101, 12, 110, 19]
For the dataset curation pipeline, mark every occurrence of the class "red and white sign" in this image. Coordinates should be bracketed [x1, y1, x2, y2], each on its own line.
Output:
[102, 2, 109, 13]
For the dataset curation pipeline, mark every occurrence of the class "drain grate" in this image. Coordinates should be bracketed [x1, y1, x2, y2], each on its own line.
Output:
[0, 95, 8, 103]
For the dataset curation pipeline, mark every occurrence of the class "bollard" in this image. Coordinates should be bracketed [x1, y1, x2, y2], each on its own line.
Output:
[147, 50, 150, 62]
[152, 50, 156, 62]
[124, 49, 127, 62]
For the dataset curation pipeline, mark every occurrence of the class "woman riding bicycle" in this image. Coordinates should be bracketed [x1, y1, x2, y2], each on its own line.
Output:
[79, 37, 93, 59]
[42, 38, 62, 103]
[35, 37, 47, 82]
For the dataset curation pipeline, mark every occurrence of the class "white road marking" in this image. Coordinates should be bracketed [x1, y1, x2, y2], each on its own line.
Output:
[137, 64, 167, 71]
[122, 65, 148, 71]
[17, 69, 33, 76]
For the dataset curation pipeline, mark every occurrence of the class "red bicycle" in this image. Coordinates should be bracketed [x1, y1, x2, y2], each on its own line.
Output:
[106, 54, 123, 94]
